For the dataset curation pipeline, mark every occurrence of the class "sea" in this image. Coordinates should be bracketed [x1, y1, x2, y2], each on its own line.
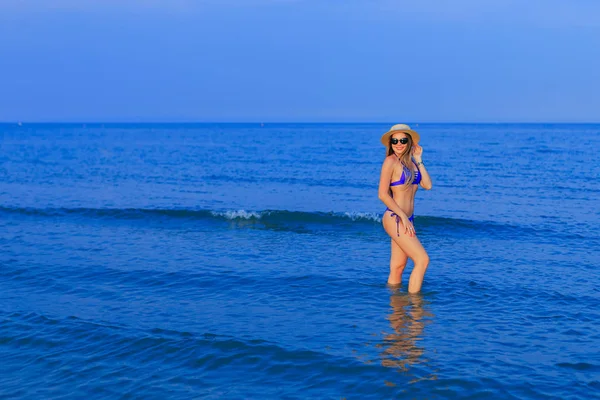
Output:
[1, 123, 599, 399]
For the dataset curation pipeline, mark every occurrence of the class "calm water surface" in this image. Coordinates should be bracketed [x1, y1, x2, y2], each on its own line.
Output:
[1, 123, 599, 399]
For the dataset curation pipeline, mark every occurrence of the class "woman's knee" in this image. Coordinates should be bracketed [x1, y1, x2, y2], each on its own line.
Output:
[414, 252, 430, 267]
[390, 261, 406, 271]
[390, 259, 407, 271]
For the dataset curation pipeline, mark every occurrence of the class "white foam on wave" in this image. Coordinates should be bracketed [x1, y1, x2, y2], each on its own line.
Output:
[211, 210, 262, 220]
[343, 211, 381, 223]
[211, 209, 382, 223]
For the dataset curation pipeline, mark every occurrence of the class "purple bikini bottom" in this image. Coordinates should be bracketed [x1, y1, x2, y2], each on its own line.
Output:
[385, 209, 415, 237]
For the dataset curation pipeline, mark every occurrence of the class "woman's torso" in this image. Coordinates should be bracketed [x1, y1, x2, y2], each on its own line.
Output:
[389, 159, 419, 217]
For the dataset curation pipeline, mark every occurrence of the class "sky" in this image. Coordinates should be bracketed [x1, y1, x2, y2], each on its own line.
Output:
[1, 0, 599, 122]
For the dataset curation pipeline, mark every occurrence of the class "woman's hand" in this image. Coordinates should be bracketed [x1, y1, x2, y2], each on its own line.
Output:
[399, 213, 416, 237]
[412, 144, 423, 162]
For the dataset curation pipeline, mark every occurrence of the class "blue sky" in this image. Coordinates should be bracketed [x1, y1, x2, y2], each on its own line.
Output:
[1, 0, 599, 122]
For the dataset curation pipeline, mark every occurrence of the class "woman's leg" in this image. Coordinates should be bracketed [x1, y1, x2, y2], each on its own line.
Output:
[383, 216, 430, 293]
[388, 239, 408, 286]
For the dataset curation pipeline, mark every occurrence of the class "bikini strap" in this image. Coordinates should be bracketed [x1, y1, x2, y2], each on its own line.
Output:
[390, 212, 401, 237]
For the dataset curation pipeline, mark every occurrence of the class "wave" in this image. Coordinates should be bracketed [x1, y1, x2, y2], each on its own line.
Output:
[0, 205, 504, 228]
[0, 205, 584, 241]
[0, 206, 384, 225]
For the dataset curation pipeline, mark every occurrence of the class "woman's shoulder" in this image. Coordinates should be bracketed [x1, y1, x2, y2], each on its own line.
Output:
[383, 154, 397, 164]
[382, 155, 400, 168]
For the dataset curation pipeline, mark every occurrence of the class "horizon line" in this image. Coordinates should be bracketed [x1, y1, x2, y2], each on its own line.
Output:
[2, 121, 600, 125]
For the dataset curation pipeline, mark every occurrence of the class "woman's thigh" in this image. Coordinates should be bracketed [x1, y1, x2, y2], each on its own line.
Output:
[383, 214, 428, 262]
[390, 239, 408, 266]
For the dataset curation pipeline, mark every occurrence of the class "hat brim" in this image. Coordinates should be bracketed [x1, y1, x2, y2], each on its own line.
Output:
[381, 129, 420, 146]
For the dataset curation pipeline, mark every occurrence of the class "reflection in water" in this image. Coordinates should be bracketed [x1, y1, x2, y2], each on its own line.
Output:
[379, 289, 434, 373]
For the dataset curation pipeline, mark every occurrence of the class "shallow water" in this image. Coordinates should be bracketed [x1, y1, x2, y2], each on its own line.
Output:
[1, 123, 599, 399]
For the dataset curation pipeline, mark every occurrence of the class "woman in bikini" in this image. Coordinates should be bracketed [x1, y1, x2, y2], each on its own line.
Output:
[378, 124, 432, 293]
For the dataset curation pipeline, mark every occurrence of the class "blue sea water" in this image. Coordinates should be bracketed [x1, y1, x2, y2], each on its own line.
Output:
[1, 123, 599, 399]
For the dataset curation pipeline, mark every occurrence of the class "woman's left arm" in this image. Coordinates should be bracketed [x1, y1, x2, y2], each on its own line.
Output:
[413, 144, 432, 190]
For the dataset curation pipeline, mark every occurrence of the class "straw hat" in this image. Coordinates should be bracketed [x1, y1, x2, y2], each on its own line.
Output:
[380, 123, 420, 146]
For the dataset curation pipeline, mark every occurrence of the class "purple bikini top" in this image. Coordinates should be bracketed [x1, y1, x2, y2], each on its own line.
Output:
[390, 163, 422, 186]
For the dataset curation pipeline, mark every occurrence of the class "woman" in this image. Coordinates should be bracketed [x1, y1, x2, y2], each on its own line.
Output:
[378, 124, 432, 293]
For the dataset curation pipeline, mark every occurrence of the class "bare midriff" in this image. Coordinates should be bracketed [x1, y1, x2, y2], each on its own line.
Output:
[390, 185, 417, 217]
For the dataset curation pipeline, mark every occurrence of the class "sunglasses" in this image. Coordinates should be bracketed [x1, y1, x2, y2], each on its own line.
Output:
[390, 138, 409, 145]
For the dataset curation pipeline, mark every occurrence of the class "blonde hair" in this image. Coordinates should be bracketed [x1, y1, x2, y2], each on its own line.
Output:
[386, 134, 414, 186]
